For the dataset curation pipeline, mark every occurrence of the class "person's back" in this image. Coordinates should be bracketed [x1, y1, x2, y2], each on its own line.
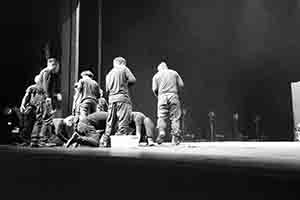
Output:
[78, 77, 100, 101]
[27, 85, 45, 108]
[76, 71, 101, 121]
[106, 65, 135, 103]
[152, 62, 184, 145]
[38, 66, 56, 99]
[20, 73, 46, 114]
[154, 69, 181, 96]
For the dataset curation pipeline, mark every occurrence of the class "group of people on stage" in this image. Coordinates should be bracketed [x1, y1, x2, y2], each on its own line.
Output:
[17, 55, 184, 148]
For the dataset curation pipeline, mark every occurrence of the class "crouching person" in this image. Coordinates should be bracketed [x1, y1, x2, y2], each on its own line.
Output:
[47, 116, 74, 146]
[66, 112, 107, 148]
[130, 112, 155, 146]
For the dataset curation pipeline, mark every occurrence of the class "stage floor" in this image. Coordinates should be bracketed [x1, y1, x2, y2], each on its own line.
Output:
[2, 141, 300, 173]
[2, 142, 300, 199]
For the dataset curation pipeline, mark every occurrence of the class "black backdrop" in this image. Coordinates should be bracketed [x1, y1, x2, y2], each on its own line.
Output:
[2, 0, 300, 140]
[1, 1, 60, 108]
[102, 0, 300, 140]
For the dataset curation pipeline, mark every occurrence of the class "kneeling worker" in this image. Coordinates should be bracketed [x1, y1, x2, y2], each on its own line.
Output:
[66, 112, 107, 147]
[66, 111, 155, 147]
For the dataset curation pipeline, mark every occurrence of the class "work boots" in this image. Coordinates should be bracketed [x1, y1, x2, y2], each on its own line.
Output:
[171, 135, 183, 145]
[146, 137, 155, 146]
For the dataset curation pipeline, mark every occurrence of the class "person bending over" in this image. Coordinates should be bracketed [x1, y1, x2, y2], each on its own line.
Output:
[130, 112, 155, 146]
[66, 111, 108, 148]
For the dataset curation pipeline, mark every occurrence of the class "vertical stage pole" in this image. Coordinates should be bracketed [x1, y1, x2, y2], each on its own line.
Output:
[72, 0, 80, 84]
[97, 0, 102, 87]
[60, 0, 80, 116]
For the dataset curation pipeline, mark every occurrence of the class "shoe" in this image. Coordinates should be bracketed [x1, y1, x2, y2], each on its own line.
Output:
[43, 142, 58, 147]
[156, 134, 165, 145]
[65, 132, 80, 148]
[17, 142, 29, 147]
[99, 134, 111, 148]
[36, 141, 48, 147]
[171, 135, 183, 145]
[146, 137, 155, 146]
[30, 141, 39, 148]
[138, 135, 146, 144]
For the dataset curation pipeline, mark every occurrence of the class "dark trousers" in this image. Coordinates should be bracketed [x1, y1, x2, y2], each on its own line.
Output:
[79, 98, 97, 119]
[76, 121, 101, 147]
[19, 106, 35, 141]
[75, 98, 97, 131]
[157, 93, 182, 136]
[105, 102, 132, 136]
[31, 100, 53, 143]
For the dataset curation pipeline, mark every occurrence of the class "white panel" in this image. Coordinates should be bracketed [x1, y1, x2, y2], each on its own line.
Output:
[291, 81, 300, 127]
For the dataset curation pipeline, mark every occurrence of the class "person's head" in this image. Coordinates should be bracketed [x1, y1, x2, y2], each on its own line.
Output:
[34, 74, 41, 84]
[47, 58, 59, 73]
[74, 82, 79, 91]
[157, 62, 168, 71]
[80, 70, 94, 79]
[113, 57, 126, 67]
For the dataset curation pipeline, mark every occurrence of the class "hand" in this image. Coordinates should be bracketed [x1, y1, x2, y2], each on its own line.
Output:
[46, 97, 52, 104]
[64, 115, 74, 127]
[56, 93, 62, 101]
[20, 105, 25, 113]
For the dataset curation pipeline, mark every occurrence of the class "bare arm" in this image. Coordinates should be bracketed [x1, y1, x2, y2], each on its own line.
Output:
[134, 115, 143, 139]
[94, 83, 101, 99]
[152, 76, 158, 97]
[177, 74, 184, 89]
[144, 117, 155, 138]
[105, 75, 109, 93]
[126, 67, 136, 86]
[20, 89, 31, 112]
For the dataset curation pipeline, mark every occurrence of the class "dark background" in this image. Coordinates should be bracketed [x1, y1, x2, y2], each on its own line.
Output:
[2, 0, 300, 140]
[102, 0, 300, 140]
[0, 0, 60, 107]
